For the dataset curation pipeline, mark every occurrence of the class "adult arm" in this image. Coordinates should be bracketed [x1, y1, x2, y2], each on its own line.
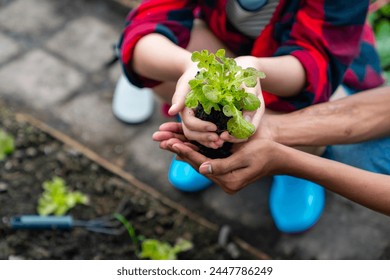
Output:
[166, 138, 390, 216]
[279, 144, 390, 216]
[265, 86, 390, 146]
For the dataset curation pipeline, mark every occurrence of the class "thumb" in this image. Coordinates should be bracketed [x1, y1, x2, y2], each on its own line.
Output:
[168, 79, 189, 116]
[199, 154, 247, 175]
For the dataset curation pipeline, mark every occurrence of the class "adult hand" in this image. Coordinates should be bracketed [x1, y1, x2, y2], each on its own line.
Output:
[152, 121, 278, 194]
[171, 136, 279, 194]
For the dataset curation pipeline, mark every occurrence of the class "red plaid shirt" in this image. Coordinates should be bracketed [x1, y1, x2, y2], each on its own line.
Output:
[119, 0, 385, 112]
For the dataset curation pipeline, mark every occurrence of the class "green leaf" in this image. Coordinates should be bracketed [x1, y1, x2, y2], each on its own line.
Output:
[184, 90, 199, 108]
[114, 213, 140, 255]
[188, 78, 202, 89]
[371, 4, 390, 72]
[375, 20, 390, 68]
[140, 239, 177, 260]
[0, 129, 15, 160]
[172, 238, 193, 254]
[222, 104, 234, 117]
[37, 177, 89, 216]
[227, 117, 256, 139]
[215, 48, 226, 59]
[201, 98, 220, 115]
[203, 85, 219, 102]
[242, 76, 257, 88]
[242, 93, 261, 111]
[140, 238, 193, 260]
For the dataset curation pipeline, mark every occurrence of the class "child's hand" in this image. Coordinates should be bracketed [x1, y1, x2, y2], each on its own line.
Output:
[169, 62, 223, 149]
[220, 56, 265, 143]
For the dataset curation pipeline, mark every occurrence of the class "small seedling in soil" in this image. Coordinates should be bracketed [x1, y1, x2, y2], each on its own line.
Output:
[114, 213, 141, 255]
[140, 238, 193, 260]
[185, 49, 265, 158]
[115, 213, 193, 260]
[0, 128, 14, 160]
[37, 176, 89, 216]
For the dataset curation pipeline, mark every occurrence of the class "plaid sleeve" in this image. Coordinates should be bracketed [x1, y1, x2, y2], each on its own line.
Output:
[270, 0, 371, 111]
[342, 24, 385, 91]
[118, 0, 196, 88]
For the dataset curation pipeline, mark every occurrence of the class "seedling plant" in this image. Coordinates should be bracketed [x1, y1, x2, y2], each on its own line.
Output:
[0, 128, 14, 160]
[37, 176, 89, 216]
[185, 49, 265, 158]
[115, 213, 193, 260]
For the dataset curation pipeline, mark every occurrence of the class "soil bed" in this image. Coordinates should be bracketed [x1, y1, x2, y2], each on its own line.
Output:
[0, 106, 258, 260]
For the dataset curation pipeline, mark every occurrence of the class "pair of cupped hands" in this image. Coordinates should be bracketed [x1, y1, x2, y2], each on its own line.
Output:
[152, 56, 277, 194]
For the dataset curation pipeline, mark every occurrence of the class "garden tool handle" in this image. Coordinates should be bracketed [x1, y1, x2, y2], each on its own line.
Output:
[9, 215, 73, 230]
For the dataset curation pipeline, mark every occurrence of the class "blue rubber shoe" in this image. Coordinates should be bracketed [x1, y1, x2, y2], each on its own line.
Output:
[269, 175, 325, 233]
[168, 156, 213, 192]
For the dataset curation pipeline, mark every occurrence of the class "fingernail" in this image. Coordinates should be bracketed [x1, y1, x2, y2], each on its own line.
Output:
[200, 163, 212, 174]
[207, 135, 217, 142]
[171, 144, 180, 153]
[244, 115, 251, 122]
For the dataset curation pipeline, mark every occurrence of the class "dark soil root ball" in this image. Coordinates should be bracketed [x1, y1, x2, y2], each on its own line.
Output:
[192, 105, 233, 159]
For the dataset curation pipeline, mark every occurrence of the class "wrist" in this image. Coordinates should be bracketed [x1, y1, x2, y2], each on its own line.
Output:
[263, 111, 309, 147]
[265, 140, 290, 176]
[259, 112, 280, 143]
[179, 51, 194, 74]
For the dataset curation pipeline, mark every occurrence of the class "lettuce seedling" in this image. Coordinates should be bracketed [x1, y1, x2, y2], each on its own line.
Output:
[0, 128, 15, 160]
[140, 238, 193, 260]
[185, 49, 265, 140]
[37, 177, 89, 216]
[115, 213, 193, 260]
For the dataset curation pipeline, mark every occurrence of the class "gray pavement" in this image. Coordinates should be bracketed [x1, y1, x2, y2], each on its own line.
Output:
[0, 0, 389, 259]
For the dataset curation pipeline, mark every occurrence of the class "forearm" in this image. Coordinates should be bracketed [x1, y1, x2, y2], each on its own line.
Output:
[277, 144, 390, 216]
[255, 55, 306, 97]
[269, 86, 390, 146]
[133, 33, 192, 82]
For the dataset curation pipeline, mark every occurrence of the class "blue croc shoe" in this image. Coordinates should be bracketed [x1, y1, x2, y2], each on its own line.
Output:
[168, 156, 213, 192]
[269, 175, 325, 233]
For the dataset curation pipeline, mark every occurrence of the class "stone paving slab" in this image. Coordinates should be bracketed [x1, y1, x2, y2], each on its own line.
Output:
[57, 92, 140, 144]
[0, 0, 65, 35]
[0, 50, 84, 109]
[0, 33, 20, 64]
[46, 16, 120, 72]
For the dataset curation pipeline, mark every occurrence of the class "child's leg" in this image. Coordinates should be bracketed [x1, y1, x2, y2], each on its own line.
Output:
[153, 19, 235, 103]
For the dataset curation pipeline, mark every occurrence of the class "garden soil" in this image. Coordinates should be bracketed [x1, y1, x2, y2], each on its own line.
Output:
[0, 104, 260, 260]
